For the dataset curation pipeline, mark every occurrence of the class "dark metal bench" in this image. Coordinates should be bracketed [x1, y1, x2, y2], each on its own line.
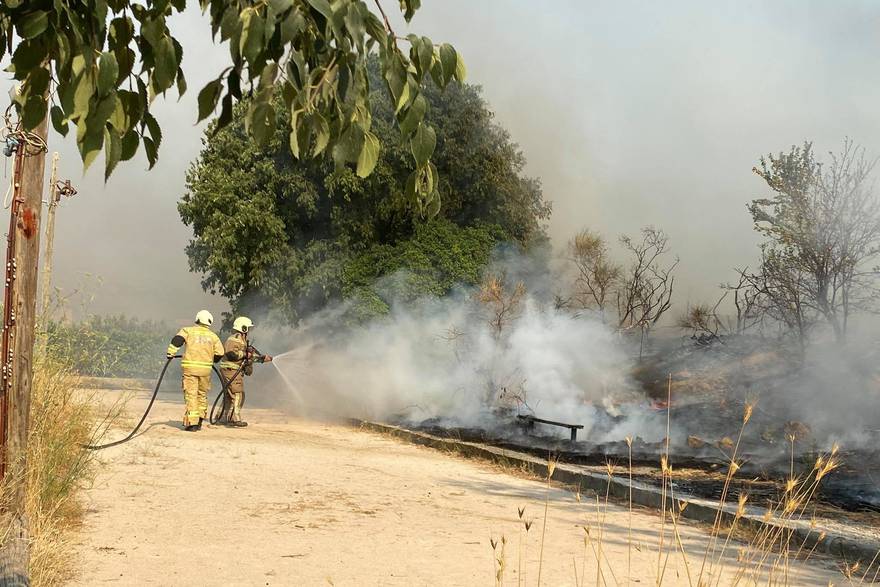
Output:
[516, 415, 584, 442]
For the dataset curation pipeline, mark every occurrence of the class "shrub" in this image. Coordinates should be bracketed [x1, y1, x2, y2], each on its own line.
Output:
[46, 315, 168, 378]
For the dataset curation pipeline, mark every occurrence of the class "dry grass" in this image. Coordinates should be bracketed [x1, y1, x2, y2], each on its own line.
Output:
[0, 351, 121, 586]
[498, 389, 857, 587]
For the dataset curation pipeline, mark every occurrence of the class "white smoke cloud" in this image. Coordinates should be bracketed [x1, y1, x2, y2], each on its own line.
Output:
[262, 265, 667, 444]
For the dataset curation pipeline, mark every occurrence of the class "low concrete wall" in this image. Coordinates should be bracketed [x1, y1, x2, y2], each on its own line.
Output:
[354, 420, 880, 566]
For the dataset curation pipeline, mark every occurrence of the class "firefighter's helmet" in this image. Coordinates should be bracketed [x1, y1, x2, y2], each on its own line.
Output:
[195, 310, 214, 326]
[233, 316, 254, 334]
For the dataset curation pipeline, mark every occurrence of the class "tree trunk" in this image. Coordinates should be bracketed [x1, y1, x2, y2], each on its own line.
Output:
[0, 104, 49, 586]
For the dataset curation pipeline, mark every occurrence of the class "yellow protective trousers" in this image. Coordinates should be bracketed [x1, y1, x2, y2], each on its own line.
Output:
[220, 368, 244, 423]
[182, 373, 211, 427]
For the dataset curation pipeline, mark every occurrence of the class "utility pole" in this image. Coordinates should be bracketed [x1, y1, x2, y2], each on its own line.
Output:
[37, 155, 76, 358]
[0, 98, 49, 585]
[39, 153, 59, 325]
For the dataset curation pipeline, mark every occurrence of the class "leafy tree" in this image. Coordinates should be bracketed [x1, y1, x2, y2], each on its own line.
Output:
[747, 140, 880, 343]
[1, 0, 462, 211]
[342, 219, 506, 322]
[180, 70, 550, 324]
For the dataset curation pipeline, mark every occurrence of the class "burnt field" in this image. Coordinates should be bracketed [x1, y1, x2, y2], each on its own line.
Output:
[403, 338, 880, 526]
[410, 410, 880, 531]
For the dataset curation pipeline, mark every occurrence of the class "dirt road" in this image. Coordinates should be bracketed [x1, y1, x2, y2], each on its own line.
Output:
[71, 389, 841, 586]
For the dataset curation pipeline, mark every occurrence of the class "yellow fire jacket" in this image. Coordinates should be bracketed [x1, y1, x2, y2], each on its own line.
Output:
[219, 333, 252, 376]
[166, 325, 224, 376]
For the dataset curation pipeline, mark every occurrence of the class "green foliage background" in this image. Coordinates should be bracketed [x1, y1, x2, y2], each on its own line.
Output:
[46, 315, 168, 378]
[181, 65, 550, 325]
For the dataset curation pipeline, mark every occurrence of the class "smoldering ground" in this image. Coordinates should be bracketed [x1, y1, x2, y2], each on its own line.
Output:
[242, 249, 880, 459]
[261, 289, 660, 438]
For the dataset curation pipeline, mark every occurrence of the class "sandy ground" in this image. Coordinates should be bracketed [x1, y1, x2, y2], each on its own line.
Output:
[70, 389, 843, 586]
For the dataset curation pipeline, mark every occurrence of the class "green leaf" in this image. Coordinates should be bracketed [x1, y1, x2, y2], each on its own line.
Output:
[153, 36, 177, 92]
[118, 90, 143, 133]
[143, 135, 158, 168]
[343, 4, 365, 45]
[197, 79, 222, 122]
[73, 69, 95, 120]
[220, 6, 240, 42]
[176, 68, 187, 98]
[356, 131, 380, 178]
[405, 169, 417, 200]
[312, 114, 330, 156]
[385, 57, 406, 104]
[438, 44, 457, 86]
[395, 78, 411, 114]
[89, 93, 118, 131]
[17, 11, 49, 40]
[140, 17, 164, 49]
[269, 0, 294, 14]
[50, 105, 68, 137]
[455, 53, 467, 82]
[56, 32, 71, 71]
[11, 40, 48, 80]
[120, 130, 139, 161]
[104, 127, 122, 180]
[215, 93, 233, 132]
[77, 120, 104, 170]
[23, 68, 50, 101]
[417, 36, 433, 77]
[21, 94, 47, 131]
[115, 47, 135, 85]
[288, 111, 301, 158]
[239, 7, 264, 68]
[410, 123, 436, 165]
[280, 8, 306, 45]
[144, 112, 162, 151]
[399, 93, 426, 137]
[247, 97, 275, 147]
[305, 0, 332, 19]
[109, 16, 134, 48]
[364, 12, 386, 46]
[108, 96, 126, 130]
[97, 52, 119, 97]
[227, 68, 242, 99]
[425, 190, 441, 218]
[401, 0, 421, 22]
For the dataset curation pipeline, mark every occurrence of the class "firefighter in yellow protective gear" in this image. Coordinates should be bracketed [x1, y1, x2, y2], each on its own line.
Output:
[218, 316, 272, 427]
[166, 310, 224, 431]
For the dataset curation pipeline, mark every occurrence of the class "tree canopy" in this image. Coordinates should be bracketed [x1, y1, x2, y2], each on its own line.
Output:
[180, 70, 550, 324]
[745, 140, 880, 343]
[1, 0, 461, 213]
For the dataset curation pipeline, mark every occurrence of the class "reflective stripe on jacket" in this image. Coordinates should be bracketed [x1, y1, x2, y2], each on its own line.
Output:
[219, 333, 247, 371]
[168, 325, 224, 376]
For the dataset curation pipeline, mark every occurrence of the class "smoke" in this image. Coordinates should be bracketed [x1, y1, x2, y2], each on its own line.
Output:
[253, 260, 880, 455]
[252, 249, 669, 444]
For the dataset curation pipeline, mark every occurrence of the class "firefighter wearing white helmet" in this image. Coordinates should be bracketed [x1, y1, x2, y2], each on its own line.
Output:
[218, 316, 272, 427]
[167, 310, 224, 431]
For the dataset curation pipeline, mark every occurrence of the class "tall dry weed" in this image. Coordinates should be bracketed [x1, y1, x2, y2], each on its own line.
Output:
[0, 350, 120, 586]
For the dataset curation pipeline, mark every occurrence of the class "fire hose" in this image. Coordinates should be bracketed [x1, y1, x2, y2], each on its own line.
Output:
[83, 355, 244, 450]
[209, 347, 271, 424]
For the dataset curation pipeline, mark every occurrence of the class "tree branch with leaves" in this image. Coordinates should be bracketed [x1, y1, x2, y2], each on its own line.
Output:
[1, 0, 463, 216]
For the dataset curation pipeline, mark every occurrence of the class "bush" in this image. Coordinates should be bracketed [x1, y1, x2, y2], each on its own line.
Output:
[46, 315, 169, 378]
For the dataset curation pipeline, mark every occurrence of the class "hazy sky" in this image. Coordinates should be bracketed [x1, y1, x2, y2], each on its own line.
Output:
[2, 0, 879, 324]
